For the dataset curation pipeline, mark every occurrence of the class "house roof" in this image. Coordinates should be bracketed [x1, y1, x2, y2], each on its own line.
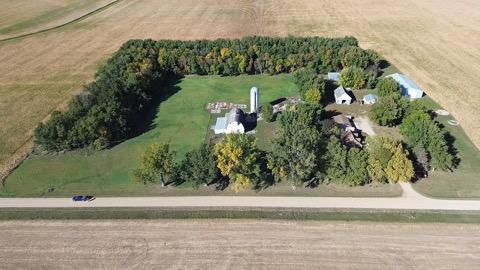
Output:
[334, 86, 351, 99]
[333, 114, 351, 125]
[214, 117, 227, 131]
[328, 72, 340, 81]
[226, 108, 244, 125]
[387, 73, 422, 91]
[363, 94, 377, 102]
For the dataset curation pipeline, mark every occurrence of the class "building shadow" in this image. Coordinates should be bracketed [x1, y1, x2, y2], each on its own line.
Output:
[243, 113, 258, 132]
[322, 80, 338, 105]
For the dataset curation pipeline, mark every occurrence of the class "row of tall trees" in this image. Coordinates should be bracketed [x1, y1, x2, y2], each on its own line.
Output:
[35, 36, 381, 151]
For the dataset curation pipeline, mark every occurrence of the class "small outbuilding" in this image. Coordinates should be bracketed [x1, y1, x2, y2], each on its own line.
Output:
[386, 73, 424, 99]
[362, 94, 377, 104]
[327, 72, 340, 82]
[334, 86, 352, 105]
[214, 108, 245, 134]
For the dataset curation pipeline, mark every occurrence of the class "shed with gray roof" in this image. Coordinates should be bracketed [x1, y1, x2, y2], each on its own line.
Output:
[334, 86, 352, 104]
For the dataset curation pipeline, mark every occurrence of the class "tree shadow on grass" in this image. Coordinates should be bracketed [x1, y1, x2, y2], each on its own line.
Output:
[129, 74, 183, 139]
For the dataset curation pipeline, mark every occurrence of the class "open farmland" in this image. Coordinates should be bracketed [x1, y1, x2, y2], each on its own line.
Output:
[1, 0, 479, 195]
[0, 219, 479, 269]
[0, 0, 115, 40]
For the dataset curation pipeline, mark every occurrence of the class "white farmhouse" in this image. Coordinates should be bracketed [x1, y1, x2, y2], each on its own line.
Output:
[334, 86, 352, 104]
[214, 108, 245, 134]
[386, 73, 424, 99]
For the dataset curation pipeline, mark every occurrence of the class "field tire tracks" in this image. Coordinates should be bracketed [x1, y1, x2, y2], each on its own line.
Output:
[0, 0, 124, 43]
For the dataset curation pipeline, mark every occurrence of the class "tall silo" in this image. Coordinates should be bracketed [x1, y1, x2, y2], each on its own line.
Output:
[250, 86, 259, 114]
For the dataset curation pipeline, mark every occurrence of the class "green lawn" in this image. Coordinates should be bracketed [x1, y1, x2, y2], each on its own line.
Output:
[2, 74, 302, 197]
[1, 208, 479, 223]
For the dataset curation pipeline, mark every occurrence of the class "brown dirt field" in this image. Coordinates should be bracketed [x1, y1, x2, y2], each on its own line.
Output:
[0, 219, 479, 269]
[0, 0, 479, 170]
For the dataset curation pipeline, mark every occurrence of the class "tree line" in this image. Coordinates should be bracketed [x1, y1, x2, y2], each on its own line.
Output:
[35, 36, 381, 151]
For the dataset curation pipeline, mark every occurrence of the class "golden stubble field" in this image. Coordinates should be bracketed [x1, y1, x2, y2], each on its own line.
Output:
[0, 0, 479, 170]
[1, 219, 479, 269]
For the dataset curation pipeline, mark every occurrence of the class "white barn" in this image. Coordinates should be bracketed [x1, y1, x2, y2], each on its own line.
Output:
[334, 86, 352, 104]
[214, 108, 245, 134]
[386, 73, 424, 99]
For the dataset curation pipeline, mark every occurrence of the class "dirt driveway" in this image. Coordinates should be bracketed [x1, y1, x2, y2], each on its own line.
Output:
[355, 116, 376, 136]
[0, 219, 479, 269]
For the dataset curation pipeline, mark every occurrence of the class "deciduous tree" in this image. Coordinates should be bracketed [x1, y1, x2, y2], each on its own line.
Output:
[175, 143, 220, 188]
[214, 134, 260, 191]
[339, 66, 366, 89]
[133, 143, 176, 186]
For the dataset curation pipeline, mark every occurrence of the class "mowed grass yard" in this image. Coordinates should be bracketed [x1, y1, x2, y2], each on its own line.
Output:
[0, 74, 403, 198]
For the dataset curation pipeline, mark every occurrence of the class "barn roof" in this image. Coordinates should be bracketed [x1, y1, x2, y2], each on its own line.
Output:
[226, 108, 244, 125]
[214, 117, 227, 131]
[334, 86, 351, 99]
[387, 73, 422, 91]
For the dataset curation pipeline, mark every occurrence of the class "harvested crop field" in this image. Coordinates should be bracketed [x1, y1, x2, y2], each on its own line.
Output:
[1, 0, 479, 172]
[0, 219, 479, 269]
[0, 0, 114, 40]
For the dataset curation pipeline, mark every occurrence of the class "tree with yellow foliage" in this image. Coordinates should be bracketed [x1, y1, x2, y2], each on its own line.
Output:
[230, 174, 253, 193]
[386, 147, 414, 183]
[304, 88, 322, 105]
[366, 136, 414, 184]
[214, 134, 260, 192]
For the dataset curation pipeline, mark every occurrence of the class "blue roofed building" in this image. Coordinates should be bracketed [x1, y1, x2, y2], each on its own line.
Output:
[214, 116, 227, 134]
[386, 73, 424, 99]
[362, 94, 377, 104]
[327, 72, 340, 82]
